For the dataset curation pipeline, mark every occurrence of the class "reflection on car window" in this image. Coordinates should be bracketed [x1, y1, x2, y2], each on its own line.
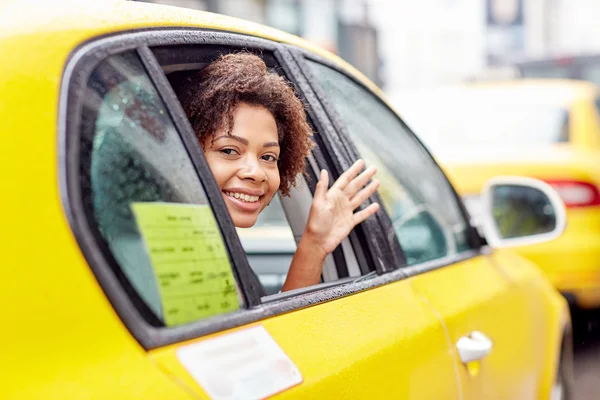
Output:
[237, 194, 295, 295]
[81, 51, 243, 326]
[308, 60, 473, 265]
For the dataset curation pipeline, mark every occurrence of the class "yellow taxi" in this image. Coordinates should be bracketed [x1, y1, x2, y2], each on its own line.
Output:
[1, 1, 574, 399]
[395, 80, 600, 309]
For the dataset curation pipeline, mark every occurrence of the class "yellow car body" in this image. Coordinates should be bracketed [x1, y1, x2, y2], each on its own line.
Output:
[398, 80, 600, 309]
[1, 1, 570, 399]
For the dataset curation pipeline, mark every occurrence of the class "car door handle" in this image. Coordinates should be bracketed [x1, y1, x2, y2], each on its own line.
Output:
[456, 331, 493, 363]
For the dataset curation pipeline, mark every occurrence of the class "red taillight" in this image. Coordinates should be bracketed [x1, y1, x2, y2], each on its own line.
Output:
[543, 179, 600, 208]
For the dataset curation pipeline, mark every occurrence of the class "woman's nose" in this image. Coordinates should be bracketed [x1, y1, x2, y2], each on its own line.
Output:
[238, 156, 267, 182]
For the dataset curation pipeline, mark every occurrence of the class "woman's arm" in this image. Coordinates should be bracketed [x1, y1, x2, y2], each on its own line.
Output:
[281, 160, 379, 292]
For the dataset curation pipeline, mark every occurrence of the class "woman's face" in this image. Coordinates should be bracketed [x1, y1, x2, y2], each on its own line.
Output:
[203, 103, 281, 228]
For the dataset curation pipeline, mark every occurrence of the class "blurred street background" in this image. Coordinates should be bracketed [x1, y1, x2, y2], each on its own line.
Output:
[137, 0, 600, 397]
[136, 0, 600, 92]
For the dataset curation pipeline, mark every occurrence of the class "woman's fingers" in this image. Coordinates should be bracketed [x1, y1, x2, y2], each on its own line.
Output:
[350, 179, 380, 209]
[314, 169, 329, 201]
[344, 165, 377, 197]
[352, 203, 380, 225]
[331, 159, 365, 191]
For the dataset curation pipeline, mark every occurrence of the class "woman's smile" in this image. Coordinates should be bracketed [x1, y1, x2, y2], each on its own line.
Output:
[222, 188, 265, 212]
[224, 192, 260, 203]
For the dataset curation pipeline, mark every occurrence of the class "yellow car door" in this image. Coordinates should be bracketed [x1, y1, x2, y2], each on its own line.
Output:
[300, 56, 570, 399]
[409, 252, 569, 399]
[58, 30, 463, 399]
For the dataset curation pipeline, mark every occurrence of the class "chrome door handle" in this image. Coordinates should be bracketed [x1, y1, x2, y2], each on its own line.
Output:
[456, 331, 493, 363]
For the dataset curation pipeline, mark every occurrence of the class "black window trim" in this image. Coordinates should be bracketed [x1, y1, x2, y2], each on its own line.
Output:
[290, 48, 486, 269]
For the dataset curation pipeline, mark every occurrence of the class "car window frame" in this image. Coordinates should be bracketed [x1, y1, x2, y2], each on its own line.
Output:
[60, 28, 409, 351]
[289, 49, 486, 272]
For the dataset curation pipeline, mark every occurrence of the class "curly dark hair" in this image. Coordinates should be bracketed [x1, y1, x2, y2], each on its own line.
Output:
[176, 52, 314, 196]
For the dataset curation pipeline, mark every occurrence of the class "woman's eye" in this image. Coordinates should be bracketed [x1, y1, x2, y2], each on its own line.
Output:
[220, 148, 239, 156]
[262, 154, 279, 162]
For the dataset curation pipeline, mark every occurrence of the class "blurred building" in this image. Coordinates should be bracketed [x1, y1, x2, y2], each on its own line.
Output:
[137, 0, 383, 86]
[368, 0, 600, 95]
[369, 0, 485, 93]
[136, 0, 600, 92]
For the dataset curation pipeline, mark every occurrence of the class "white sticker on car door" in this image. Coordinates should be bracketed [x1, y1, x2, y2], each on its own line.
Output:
[177, 325, 302, 399]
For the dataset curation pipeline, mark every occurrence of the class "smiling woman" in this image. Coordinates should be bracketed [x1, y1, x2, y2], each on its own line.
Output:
[203, 104, 282, 228]
[176, 53, 380, 291]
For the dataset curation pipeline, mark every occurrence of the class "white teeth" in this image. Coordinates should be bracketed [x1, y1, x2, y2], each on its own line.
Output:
[225, 192, 260, 203]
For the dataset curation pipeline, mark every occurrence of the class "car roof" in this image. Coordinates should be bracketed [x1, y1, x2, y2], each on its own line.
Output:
[0, 0, 378, 95]
[391, 79, 599, 108]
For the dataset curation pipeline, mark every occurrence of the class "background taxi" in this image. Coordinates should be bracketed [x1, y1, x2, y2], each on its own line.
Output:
[396, 80, 600, 309]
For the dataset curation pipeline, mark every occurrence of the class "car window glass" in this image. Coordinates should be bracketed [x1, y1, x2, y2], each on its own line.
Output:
[308, 60, 474, 265]
[81, 51, 243, 326]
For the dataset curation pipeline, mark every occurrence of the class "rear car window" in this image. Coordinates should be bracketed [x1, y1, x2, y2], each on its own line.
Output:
[79, 51, 243, 327]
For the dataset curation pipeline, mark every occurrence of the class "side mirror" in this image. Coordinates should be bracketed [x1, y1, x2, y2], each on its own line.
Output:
[480, 176, 567, 248]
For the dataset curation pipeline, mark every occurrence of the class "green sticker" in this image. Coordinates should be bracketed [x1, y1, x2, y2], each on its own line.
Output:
[131, 202, 240, 326]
